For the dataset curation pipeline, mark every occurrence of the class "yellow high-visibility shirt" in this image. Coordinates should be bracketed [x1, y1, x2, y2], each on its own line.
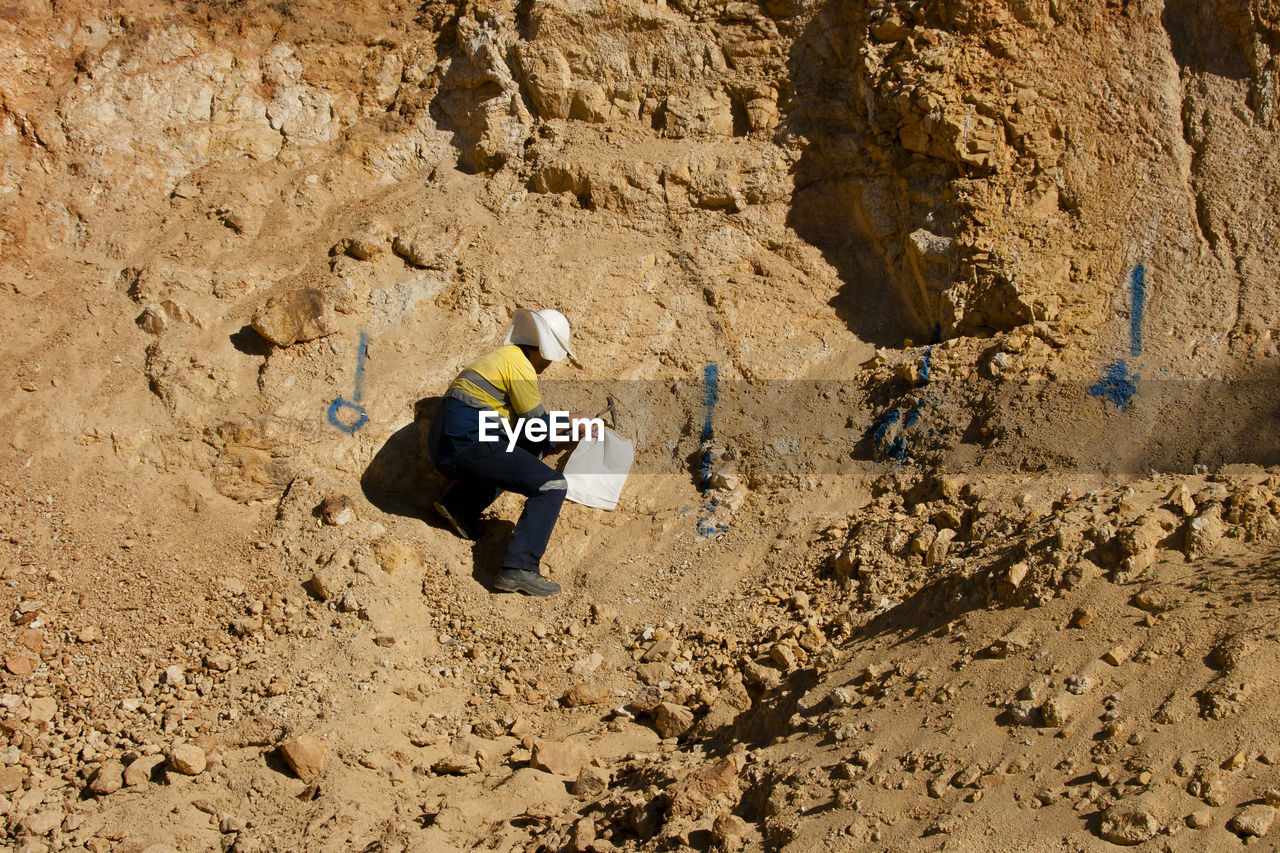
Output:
[445, 345, 547, 422]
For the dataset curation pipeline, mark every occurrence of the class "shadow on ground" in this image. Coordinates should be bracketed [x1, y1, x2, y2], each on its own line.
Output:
[361, 396, 448, 529]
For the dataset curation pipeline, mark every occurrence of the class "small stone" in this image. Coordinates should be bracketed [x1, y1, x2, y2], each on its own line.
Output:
[652, 702, 695, 739]
[1065, 674, 1093, 695]
[571, 818, 597, 851]
[1169, 483, 1197, 516]
[391, 231, 451, 269]
[570, 651, 604, 676]
[1187, 808, 1213, 828]
[19, 629, 42, 652]
[0, 765, 26, 792]
[77, 625, 103, 643]
[338, 235, 381, 260]
[5, 654, 37, 676]
[1131, 588, 1166, 612]
[572, 764, 610, 796]
[590, 602, 618, 623]
[769, 643, 799, 671]
[853, 747, 879, 768]
[251, 287, 333, 347]
[1071, 608, 1094, 628]
[169, 743, 206, 775]
[307, 571, 341, 602]
[89, 760, 125, 795]
[642, 637, 679, 663]
[1005, 561, 1030, 589]
[713, 813, 750, 844]
[530, 739, 590, 776]
[136, 305, 167, 335]
[1265, 788, 1280, 807]
[988, 633, 1029, 659]
[1230, 804, 1275, 837]
[1103, 646, 1129, 666]
[668, 757, 738, 818]
[870, 16, 911, 41]
[1041, 695, 1073, 728]
[952, 763, 983, 788]
[431, 754, 480, 776]
[28, 695, 57, 722]
[221, 815, 248, 833]
[21, 808, 64, 836]
[742, 659, 782, 690]
[635, 662, 674, 685]
[204, 652, 234, 672]
[1101, 803, 1160, 845]
[562, 683, 611, 707]
[318, 494, 356, 526]
[926, 528, 957, 566]
[279, 734, 325, 782]
[1006, 699, 1038, 725]
[162, 665, 185, 685]
[124, 754, 165, 786]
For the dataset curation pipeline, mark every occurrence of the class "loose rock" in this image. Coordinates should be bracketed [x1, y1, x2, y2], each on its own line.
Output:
[1101, 803, 1160, 845]
[89, 760, 125, 795]
[1230, 804, 1275, 837]
[530, 738, 590, 776]
[251, 287, 333, 347]
[169, 743, 207, 775]
[279, 734, 325, 783]
[652, 702, 695, 739]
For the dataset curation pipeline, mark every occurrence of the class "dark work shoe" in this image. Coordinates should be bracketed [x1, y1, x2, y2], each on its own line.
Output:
[495, 569, 561, 597]
[432, 501, 476, 541]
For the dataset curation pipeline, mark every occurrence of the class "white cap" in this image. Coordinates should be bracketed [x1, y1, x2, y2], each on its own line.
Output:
[503, 308, 575, 362]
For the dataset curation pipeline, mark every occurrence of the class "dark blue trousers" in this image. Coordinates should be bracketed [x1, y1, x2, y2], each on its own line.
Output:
[428, 398, 567, 574]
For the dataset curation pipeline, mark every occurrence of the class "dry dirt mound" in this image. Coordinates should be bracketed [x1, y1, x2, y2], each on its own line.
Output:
[1, 0, 1279, 851]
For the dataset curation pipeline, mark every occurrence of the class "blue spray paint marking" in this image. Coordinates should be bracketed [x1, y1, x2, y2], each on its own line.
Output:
[697, 364, 729, 537]
[917, 347, 932, 383]
[867, 346, 933, 463]
[327, 331, 370, 434]
[1129, 264, 1145, 358]
[697, 364, 720, 491]
[1088, 360, 1139, 410]
[1090, 264, 1145, 410]
[870, 409, 901, 447]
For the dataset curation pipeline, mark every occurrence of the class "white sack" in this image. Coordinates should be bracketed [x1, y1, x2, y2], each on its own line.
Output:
[563, 428, 634, 510]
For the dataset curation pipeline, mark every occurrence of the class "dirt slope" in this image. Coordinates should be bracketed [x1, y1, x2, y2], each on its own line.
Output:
[1, 0, 1279, 851]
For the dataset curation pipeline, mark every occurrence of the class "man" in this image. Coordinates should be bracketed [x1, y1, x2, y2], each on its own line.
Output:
[426, 308, 590, 596]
